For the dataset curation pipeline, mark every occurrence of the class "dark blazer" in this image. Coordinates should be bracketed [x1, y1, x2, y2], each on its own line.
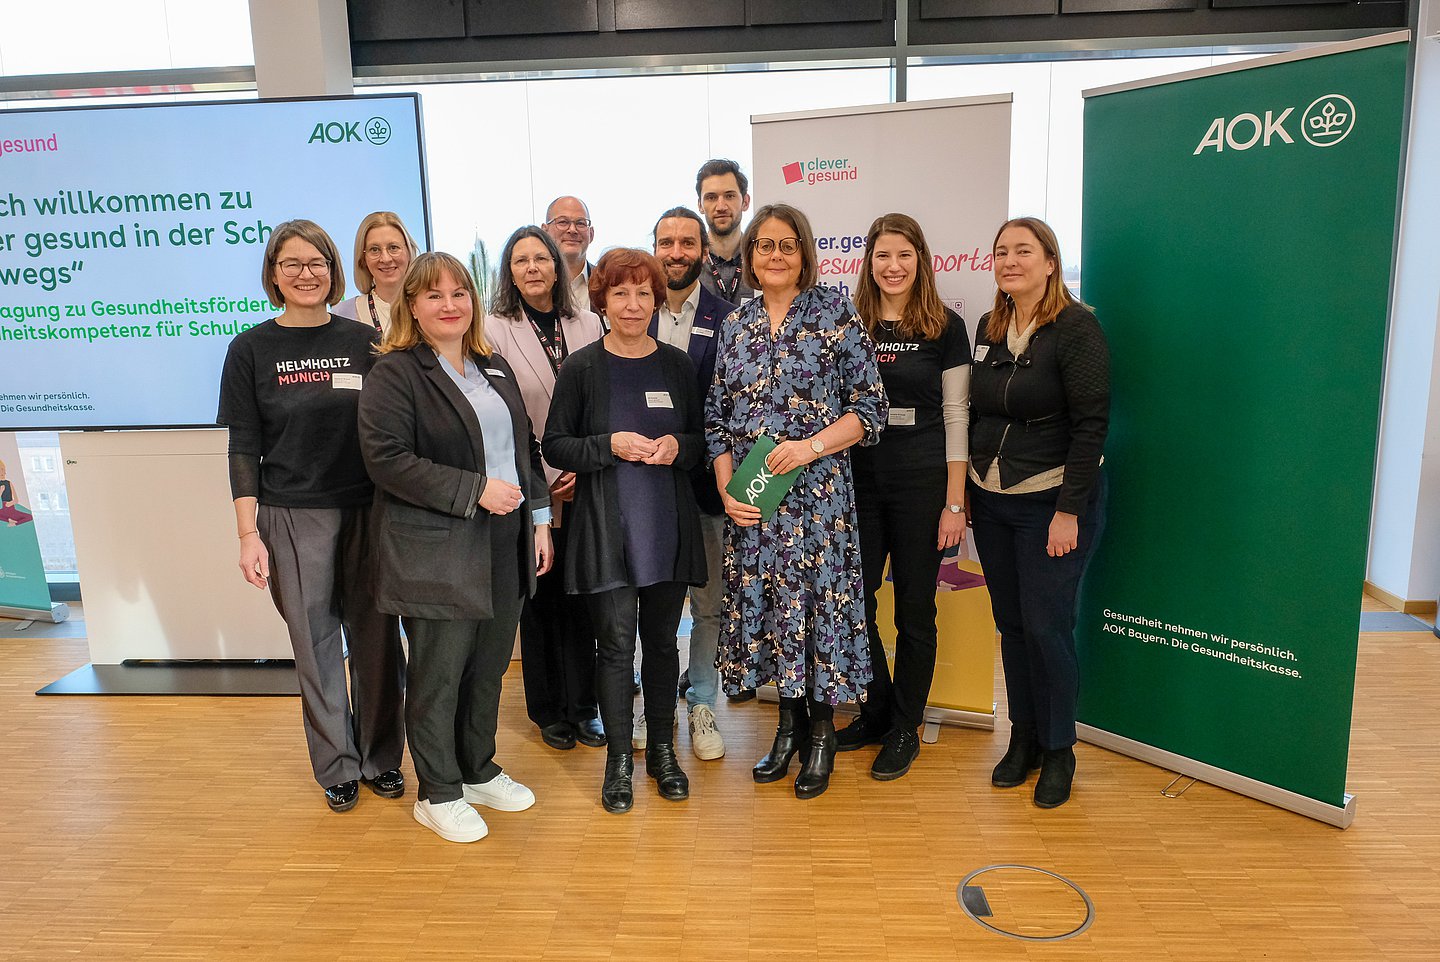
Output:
[648, 285, 737, 516]
[542, 340, 708, 595]
[358, 342, 550, 620]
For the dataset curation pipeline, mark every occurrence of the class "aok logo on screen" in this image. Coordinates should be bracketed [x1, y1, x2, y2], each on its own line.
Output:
[1193, 94, 1355, 154]
[308, 116, 393, 146]
[782, 157, 860, 185]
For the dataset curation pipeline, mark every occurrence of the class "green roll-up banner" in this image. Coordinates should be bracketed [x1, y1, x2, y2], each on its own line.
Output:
[1077, 35, 1409, 825]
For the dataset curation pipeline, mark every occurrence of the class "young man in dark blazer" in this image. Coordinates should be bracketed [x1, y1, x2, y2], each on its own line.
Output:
[650, 207, 739, 760]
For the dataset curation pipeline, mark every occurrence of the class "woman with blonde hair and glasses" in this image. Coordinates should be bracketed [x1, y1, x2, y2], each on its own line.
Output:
[838, 213, 971, 780]
[359, 251, 553, 843]
[968, 216, 1109, 809]
[334, 211, 420, 334]
[218, 219, 405, 814]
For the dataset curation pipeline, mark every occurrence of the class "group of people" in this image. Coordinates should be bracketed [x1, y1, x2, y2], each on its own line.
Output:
[216, 157, 1109, 844]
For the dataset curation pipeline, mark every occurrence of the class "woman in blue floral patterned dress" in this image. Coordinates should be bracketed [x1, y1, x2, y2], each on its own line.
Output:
[705, 203, 888, 800]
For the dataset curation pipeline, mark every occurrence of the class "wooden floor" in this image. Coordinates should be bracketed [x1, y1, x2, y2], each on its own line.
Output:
[1, 601, 1437, 961]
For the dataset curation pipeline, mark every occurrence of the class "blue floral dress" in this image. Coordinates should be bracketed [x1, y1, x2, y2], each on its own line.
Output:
[705, 285, 888, 704]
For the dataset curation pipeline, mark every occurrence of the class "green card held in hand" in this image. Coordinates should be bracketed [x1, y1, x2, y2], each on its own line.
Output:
[725, 435, 803, 520]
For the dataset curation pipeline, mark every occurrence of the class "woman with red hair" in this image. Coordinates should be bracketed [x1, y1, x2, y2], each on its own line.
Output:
[543, 248, 708, 814]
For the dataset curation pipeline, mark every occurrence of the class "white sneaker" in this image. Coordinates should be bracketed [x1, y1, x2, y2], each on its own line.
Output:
[633, 712, 648, 750]
[413, 798, 488, 843]
[689, 703, 726, 760]
[462, 772, 536, 812]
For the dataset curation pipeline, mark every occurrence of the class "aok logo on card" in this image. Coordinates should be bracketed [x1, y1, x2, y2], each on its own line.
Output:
[1193, 94, 1356, 154]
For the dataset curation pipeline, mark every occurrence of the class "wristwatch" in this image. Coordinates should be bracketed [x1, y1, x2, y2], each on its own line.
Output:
[810, 437, 825, 455]
[947, 504, 965, 514]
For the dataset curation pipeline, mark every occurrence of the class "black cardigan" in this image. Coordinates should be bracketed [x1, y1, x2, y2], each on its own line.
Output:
[969, 303, 1110, 516]
[358, 343, 549, 619]
[542, 340, 708, 595]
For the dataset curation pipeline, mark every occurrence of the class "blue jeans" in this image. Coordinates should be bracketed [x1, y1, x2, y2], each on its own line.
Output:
[968, 474, 1106, 750]
[684, 513, 725, 709]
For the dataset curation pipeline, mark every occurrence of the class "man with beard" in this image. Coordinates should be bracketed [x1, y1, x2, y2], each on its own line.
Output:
[649, 206, 737, 759]
[695, 159, 754, 304]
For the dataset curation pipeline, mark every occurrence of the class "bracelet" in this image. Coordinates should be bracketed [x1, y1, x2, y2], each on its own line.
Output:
[238, 530, 258, 538]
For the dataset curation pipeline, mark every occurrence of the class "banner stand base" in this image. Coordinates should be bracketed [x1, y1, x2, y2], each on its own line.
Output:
[756, 685, 996, 742]
[1, 602, 69, 624]
[38, 660, 299, 697]
[1078, 723, 1357, 829]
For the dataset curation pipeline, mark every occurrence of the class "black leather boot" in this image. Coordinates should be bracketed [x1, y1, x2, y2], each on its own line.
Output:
[991, 725, 1043, 788]
[794, 718, 837, 799]
[601, 752, 634, 814]
[753, 707, 810, 783]
[645, 742, 690, 800]
[1033, 746, 1076, 809]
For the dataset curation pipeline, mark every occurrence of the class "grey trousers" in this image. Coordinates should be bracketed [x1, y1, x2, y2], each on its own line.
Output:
[258, 504, 406, 788]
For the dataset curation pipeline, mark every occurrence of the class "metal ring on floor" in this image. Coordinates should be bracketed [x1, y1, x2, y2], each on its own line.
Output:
[956, 864, 1095, 942]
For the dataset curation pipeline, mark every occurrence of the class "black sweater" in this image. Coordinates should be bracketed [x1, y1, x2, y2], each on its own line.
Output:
[968, 303, 1109, 516]
[542, 340, 708, 595]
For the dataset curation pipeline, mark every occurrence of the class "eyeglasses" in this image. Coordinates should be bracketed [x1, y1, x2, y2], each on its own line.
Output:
[511, 253, 554, 269]
[365, 243, 406, 258]
[277, 259, 330, 277]
[752, 237, 800, 256]
[547, 217, 592, 232]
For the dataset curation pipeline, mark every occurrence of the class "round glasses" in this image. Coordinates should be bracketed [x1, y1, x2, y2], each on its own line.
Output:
[752, 237, 800, 256]
[365, 244, 406, 259]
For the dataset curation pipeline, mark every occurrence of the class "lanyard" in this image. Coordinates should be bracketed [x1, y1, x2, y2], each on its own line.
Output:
[527, 314, 567, 376]
[707, 252, 741, 302]
[365, 292, 382, 333]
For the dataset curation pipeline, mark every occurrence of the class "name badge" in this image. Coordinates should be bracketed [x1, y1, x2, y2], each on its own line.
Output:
[484, 368, 507, 378]
[973, 345, 990, 362]
[332, 373, 363, 390]
[888, 407, 916, 427]
[646, 391, 673, 409]
[692, 327, 715, 338]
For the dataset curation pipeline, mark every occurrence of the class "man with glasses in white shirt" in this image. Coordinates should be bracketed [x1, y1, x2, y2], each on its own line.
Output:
[543, 196, 597, 319]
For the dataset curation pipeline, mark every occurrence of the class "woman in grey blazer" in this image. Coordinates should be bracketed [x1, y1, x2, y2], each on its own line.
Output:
[483, 226, 607, 753]
[359, 252, 553, 844]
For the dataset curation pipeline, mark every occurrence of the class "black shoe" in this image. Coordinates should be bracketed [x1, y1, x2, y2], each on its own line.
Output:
[575, 717, 607, 748]
[677, 669, 691, 699]
[727, 688, 757, 703]
[835, 713, 887, 753]
[645, 742, 690, 800]
[753, 707, 810, 783]
[871, 728, 920, 781]
[540, 721, 578, 751]
[324, 780, 359, 812]
[362, 769, 405, 798]
[991, 726, 1043, 788]
[1034, 747, 1076, 809]
[601, 752, 635, 814]
[794, 719, 837, 799]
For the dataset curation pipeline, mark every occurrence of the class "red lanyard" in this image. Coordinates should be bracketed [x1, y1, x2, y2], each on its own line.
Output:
[365, 293, 382, 333]
[527, 314, 567, 376]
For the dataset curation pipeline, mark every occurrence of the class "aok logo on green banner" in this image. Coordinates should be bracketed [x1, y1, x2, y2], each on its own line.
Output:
[1193, 94, 1356, 154]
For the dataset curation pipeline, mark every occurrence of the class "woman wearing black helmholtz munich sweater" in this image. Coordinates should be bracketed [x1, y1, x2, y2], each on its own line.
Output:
[967, 216, 1109, 810]
[217, 219, 405, 814]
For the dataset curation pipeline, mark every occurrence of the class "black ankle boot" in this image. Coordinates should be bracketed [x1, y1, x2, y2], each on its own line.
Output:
[1033, 746, 1076, 809]
[601, 752, 634, 814]
[645, 742, 690, 800]
[794, 719, 837, 799]
[753, 707, 810, 783]
[991, 726, 1043, 788]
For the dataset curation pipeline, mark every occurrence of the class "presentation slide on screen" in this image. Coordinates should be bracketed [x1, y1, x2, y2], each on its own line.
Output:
[0, 94, 429, 430]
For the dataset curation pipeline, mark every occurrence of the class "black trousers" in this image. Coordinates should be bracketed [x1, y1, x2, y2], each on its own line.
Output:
[855, 463, 947, 732]
[585, 581, 688, 758]
[519, 521, 599, 728]
[968, 475, 1105, 751]
[402, 511, 524, 804]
